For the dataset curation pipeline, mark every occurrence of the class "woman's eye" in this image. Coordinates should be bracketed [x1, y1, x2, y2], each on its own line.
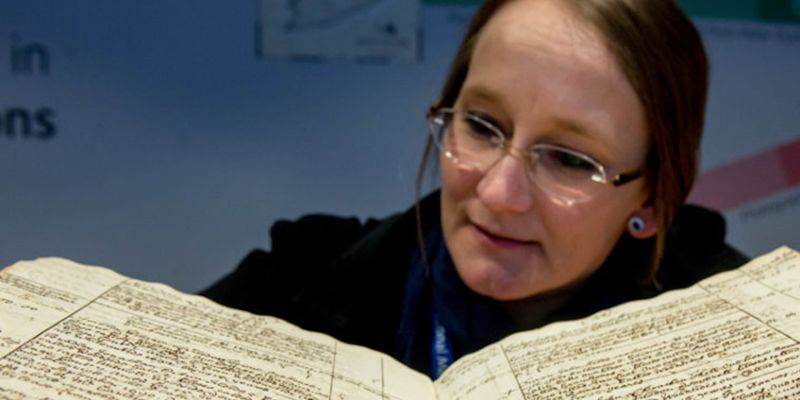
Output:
[550, 149, 595, 171]
[464, 118, 497, 138]
[461, 112, 503, 140]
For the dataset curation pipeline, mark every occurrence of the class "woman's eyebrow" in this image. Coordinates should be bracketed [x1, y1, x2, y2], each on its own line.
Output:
[550, 115, 597, 138]
[460, 85, 507, 109]
[461, 84, 601, 139]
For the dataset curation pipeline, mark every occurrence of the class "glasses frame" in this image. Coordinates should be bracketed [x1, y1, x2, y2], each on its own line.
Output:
[427, 107, 644, 201]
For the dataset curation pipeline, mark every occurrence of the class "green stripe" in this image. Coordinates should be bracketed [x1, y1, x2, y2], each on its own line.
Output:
[758, 0, 800, 22]
[423, 0, 800, 22]
[677, 0, 799, 22]
[676, 0, 760, 19]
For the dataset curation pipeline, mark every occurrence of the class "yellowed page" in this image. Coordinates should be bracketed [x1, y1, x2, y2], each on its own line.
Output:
[0, 257, 435, 400]
[434, 247, 800, 399]
[0, 258, 126, 358]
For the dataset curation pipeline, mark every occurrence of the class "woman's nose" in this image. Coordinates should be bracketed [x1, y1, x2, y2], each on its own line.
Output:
[475, 154, 534, 213]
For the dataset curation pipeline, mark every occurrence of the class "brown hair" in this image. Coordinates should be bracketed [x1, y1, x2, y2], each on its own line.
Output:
[416, 0, 709, 282]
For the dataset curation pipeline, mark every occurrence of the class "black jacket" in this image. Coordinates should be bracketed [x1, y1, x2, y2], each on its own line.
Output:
[200, 191, 747, 372]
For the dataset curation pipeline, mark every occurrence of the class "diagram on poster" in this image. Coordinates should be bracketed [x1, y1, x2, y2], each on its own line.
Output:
[259, 0, 419, 63]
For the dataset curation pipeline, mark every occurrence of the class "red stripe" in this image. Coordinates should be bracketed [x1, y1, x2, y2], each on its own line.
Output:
[688, 137, 800, 211]
[778, 139, 800, 186]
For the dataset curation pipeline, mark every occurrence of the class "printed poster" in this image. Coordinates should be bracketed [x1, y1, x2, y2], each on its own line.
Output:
[259, 0, 420, 63]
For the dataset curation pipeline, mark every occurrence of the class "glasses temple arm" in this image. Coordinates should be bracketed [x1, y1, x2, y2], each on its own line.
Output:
[611, 169, 644, 187]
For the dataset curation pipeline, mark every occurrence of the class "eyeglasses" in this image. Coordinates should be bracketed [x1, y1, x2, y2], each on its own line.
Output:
[427, 107, 643, 205]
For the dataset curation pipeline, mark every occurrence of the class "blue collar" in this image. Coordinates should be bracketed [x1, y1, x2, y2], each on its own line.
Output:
[396, 225, 514, 378]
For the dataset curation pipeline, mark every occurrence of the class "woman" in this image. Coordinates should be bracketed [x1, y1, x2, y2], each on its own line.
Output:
[202, 0, 746, 378]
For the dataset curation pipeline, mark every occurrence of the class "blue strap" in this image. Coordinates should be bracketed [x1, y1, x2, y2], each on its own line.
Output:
[430, 305, 454, 379]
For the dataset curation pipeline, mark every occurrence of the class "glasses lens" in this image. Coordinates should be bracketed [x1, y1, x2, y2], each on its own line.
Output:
[530, 145, 605, 201]
[428, 109, 611, 204]
[430, 110, 504, 171]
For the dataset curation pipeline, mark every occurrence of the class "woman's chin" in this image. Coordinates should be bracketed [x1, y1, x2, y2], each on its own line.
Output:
[457, 265, 542, 301]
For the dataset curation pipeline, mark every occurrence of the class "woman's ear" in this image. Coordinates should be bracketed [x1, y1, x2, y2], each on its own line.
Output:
[627, 205, 657, 239]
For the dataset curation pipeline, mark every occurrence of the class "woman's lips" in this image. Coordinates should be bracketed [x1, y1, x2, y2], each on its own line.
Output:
[470, 222, 536, 249]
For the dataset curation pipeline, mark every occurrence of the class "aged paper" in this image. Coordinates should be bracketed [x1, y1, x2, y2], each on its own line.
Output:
[434, 246, 800, 399]
[1, 248, 799, 399]
[0, 258, 434, 399]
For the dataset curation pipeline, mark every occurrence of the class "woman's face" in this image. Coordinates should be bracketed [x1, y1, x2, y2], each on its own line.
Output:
[440, 0, 653, 301]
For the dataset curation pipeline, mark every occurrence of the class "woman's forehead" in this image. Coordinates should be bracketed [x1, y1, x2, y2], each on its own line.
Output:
[477, 0, 610, 71]
[461, 0, 649, 167]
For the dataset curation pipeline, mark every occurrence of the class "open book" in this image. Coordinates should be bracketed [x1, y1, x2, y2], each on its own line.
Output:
[1, 247, 799, 399]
